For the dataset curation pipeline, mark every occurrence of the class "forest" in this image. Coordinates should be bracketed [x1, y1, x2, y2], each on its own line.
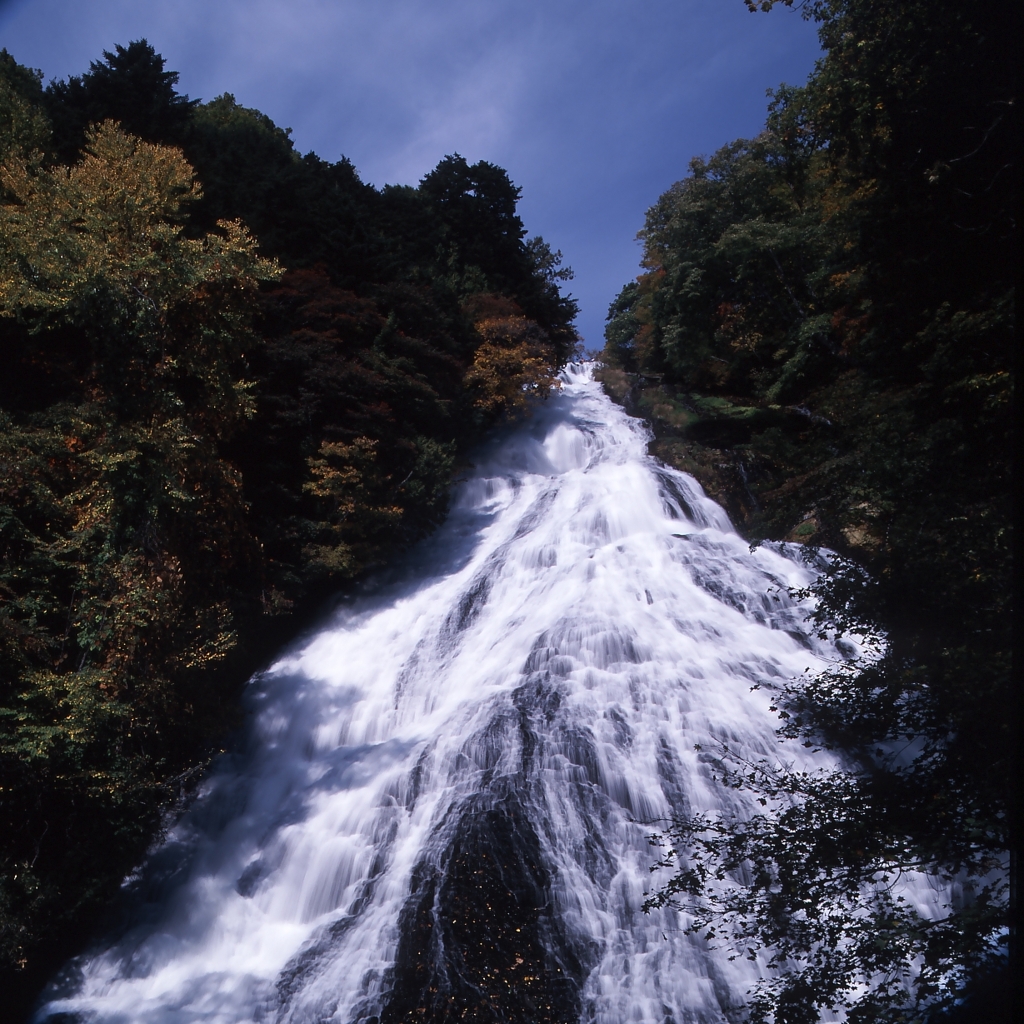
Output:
[0, 40, 577, 1016]
[601, 1, 1015, 1021]
[0, 0, 1016, 1018]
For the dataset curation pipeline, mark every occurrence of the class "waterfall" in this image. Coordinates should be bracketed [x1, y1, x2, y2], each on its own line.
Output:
[38, 365, 902, 1023]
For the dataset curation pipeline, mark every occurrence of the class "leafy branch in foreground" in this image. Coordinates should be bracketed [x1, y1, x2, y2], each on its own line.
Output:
[644, 748, 1008, 1024]
[617, 0, 1014, 1017]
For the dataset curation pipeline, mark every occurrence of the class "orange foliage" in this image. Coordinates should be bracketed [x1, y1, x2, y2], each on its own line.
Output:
[465, 311, 561, 415]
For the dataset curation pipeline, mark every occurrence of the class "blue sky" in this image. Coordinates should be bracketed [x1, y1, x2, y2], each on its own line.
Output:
[0, 0, 821, 347]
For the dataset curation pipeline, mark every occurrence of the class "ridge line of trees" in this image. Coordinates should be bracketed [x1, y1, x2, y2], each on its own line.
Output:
[0, 40, 578, 1017]
[601, 1, 1015, 1021]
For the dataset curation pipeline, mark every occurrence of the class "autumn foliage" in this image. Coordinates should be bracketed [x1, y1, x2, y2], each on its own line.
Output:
[463, 295, 562, 415]
[606, 1, 1015, 1019]
[0, 43, 577, 1012]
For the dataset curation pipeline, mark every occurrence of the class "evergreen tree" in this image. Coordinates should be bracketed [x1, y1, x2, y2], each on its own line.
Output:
[44, 40, 197, 162]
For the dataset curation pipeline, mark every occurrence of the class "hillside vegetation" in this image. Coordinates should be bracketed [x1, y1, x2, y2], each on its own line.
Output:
[0, 42, 577, 1014]
[602, 1, 1015, 1021]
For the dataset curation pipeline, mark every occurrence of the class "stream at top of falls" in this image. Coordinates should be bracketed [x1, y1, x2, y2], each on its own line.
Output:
[36, 365, 947, 1024]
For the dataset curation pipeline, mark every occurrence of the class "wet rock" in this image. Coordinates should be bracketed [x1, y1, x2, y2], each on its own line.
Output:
[380, 790, 582, 1024]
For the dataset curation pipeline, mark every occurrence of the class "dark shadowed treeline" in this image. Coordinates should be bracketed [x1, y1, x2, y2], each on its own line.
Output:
[0, 41, 577, 1015]
[603, 1, 1015, 1021]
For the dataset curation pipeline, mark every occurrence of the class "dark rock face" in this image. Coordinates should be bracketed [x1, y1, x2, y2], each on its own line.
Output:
[593, 367, 765, 536]
[379, 790, 583, 1024]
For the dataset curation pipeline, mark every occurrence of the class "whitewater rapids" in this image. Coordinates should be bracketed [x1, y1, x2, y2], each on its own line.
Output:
[39, 365, 898, 1023]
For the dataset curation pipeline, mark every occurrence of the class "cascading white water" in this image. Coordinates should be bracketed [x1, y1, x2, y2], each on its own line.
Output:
[38, 365, 935, 1024]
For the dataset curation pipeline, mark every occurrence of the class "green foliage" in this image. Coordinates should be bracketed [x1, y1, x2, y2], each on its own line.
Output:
[235, 267, 471, 596]
[419, 154, 527, 285]
[183, 93, 378, 287]
[646, 755, 1007, 1023]
[43, 40, 197, 162]
[0, 115, 277, 1004]
[0, 51, 48, 161]
[0, 43, 578, 1016]
[609, 1, 1016, 1019]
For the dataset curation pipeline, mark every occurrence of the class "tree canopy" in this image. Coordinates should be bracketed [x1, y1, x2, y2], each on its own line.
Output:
[0, 41, 578, 1017]
[604, 1, 1015, 1020]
